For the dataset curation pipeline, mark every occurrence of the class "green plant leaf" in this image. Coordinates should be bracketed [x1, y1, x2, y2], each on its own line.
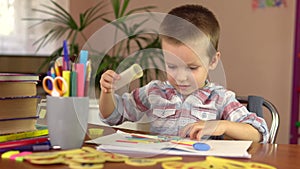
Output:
[26, 10, 67, 25]
[82, 11, 110, 30]
[80, 1, 109, 30]
[79, 13, 85, 30]
[125, 6, 156, 16]
[33, 2, 77, 29]
[111, 0, 121, 18]
[49, 0, 78, 29]
[120, 0, 130, 17]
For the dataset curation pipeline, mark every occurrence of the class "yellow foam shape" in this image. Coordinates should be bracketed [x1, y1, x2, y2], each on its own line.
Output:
[1, 151, 20, 159]
[88, 128, 104, 137]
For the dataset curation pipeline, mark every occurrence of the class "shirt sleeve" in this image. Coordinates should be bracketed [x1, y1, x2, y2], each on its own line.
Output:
[100, 81, 154, 126]
[221, 91, 270, 143]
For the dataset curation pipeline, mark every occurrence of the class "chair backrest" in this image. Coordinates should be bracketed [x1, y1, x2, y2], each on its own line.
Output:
[236, 96, 280, 144]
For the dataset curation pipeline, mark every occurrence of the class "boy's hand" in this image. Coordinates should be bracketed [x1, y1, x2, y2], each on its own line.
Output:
[100, 70, 120, 93]
[179, 120, 226, 140]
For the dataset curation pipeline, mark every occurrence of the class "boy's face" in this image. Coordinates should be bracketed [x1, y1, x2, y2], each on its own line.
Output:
[162, 40, 219, 96]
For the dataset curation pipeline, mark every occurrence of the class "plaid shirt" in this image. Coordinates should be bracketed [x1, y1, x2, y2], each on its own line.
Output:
[101, 80, 269, 143]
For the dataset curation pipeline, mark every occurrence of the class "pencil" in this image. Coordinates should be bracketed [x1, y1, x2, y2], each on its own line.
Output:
[116, 140, 138, 144]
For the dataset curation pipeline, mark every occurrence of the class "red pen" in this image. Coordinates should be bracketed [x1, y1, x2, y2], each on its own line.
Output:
[0, 136, 49, 149]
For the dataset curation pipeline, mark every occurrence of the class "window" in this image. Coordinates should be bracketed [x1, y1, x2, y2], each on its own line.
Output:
[0, 0, 68, 56]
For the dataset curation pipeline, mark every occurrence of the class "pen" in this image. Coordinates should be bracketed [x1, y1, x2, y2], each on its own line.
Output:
[50, 66, 56, 78]
[116, 140, 139, 144]
[54, 61, 62, 77]
[130, 133, 160, 140]
[0, 141, 51, 153]
[170, 140, 196, 146]
[0, 136, 49, 149]
[63, 40, 70, 70]
[171, 140, 211, 151]
[46, 70, 53, 90]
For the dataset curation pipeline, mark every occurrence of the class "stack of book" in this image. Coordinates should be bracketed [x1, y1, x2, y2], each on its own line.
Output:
[0, 73, 47, 142]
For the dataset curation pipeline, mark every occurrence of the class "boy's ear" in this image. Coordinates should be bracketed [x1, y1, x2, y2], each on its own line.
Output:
[208, 52, 221, 70]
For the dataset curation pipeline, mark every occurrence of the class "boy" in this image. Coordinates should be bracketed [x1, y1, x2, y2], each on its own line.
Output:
[99, 4, 269, 143]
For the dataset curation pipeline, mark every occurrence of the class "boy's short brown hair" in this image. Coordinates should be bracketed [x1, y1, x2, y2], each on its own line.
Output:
[160, 4, 220, 58]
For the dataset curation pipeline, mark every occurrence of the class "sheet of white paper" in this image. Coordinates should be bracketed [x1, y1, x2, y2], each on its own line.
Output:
[85, 130, 252, 158]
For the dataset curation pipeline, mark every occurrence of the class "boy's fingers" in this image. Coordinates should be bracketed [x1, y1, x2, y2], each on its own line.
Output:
[102, 71, 116, 82]
[105, 70, 120, 80]
[191, 121, 221, 140]
[101, 75, 114, 84]
[196, 130, 204, 140]
[100, 77, 112, 88]
[99, 70, 121, 93]
[179, 123, 193, 137]
[189, 126, 203, 140]
[100, 82, 112, 90]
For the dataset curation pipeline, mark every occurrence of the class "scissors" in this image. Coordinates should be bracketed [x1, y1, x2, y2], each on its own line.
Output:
[42, 76, 68, 97]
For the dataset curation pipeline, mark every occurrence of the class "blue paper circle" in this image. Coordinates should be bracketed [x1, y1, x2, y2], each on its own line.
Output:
[192, 143, 210, 151]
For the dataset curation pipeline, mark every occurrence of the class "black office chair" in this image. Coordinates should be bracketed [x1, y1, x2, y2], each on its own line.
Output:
[236, 95, 280, 144]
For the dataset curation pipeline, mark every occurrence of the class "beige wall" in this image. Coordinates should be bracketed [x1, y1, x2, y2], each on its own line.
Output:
[0, 0, 295, 144]
[109, 0, 295, 144]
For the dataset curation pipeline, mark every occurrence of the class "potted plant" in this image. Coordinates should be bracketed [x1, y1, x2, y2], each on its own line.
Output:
[96, 0, 164, 87]
[27, 0, 163, 89]
[25, 0, 109, 72]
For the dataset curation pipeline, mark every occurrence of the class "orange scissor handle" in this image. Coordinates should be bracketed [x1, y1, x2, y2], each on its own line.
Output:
[42, 76, 68, 97]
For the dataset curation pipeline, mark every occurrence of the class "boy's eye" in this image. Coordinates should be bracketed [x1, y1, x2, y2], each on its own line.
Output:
[189, 66, 199, 70]
[167, 65, 177, 69]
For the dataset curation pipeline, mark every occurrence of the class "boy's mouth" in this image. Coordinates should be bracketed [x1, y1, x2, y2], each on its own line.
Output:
[176, 84, 191, 90]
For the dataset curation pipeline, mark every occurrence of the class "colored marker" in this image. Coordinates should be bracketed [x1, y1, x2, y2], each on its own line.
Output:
[76, 63, 85, 97]
[79, 50, 88, 80]
[171, 140, 196, 146]
[116, 140, 138, 144]
[50, 67, 56, 78]
[70, 70, 77, 97]
[63, 40, 70, 70]
[84, 59, 92, 96]
[62, 70, 70, 97]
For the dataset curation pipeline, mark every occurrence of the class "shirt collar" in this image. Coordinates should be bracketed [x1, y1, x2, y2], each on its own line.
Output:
[163, 80, 215, 103]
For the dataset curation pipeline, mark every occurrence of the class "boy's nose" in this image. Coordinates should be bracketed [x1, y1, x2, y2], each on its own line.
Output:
[175, 70, 189, 82]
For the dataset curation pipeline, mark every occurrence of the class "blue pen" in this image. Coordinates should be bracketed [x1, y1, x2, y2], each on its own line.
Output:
[46, 70, 53, 90]
[63, 40, 70, 70]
